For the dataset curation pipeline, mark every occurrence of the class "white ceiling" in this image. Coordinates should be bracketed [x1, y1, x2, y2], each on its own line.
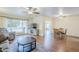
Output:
[0, 7, 79, 17]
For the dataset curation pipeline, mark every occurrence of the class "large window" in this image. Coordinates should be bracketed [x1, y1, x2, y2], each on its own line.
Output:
[5, 18, 28, 33]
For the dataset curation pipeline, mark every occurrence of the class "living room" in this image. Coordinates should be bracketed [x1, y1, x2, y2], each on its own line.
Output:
[0, 7, 79, 52]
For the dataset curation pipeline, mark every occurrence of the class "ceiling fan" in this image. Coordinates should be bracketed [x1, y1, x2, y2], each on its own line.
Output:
[55, 7, 66, 19]
[57, 7, 71, 17]
[24, 7, 40, 15]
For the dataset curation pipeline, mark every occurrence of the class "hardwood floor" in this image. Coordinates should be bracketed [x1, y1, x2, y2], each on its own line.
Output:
[66, 37, 79, 52]
[9, 35, 79, 52]
[36, 36, 79, 52]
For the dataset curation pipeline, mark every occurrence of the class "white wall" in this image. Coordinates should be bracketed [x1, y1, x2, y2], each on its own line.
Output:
[55, 16, 79, 37]
[0, 17, 5, 28]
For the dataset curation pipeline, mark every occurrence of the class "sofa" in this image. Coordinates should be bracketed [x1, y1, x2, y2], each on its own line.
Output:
[0, 28, 9, 43]
[0, 28, 15, 51]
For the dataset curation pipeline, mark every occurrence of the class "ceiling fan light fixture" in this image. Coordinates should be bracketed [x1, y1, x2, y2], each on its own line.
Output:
[25, 7, 40, 14]
[28, 11, 33, 14]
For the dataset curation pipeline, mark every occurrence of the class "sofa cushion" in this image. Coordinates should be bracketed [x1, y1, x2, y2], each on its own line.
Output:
[0, 28, 9, 43]
[0, 33, 5, 43]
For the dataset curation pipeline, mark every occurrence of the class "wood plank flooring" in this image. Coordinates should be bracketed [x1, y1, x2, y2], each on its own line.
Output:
[36, 36, 79, 52]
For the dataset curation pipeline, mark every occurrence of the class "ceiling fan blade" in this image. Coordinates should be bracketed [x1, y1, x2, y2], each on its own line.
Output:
[33, 12, 40, 14]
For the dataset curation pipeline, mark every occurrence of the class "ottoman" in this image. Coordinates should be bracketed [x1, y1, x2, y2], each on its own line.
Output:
[17, 35, 36, 52]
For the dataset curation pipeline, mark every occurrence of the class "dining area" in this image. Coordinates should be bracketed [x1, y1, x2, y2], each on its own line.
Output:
[53, 28, 67, 40]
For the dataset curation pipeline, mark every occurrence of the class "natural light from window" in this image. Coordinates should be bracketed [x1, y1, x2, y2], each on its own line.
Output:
[5, 18, 28, 34]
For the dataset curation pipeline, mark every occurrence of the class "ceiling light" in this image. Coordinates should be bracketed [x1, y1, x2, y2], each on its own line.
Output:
[59, 7, 64, 16]
[24, 7, 40, 15]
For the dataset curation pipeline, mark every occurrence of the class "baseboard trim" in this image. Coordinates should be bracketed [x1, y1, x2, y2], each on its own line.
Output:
[67, 35, 79, 39]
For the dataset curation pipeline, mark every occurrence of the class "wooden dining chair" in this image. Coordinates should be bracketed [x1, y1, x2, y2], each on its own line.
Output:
[54, 28, 67, 40]
[58, 28, 67, 39]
